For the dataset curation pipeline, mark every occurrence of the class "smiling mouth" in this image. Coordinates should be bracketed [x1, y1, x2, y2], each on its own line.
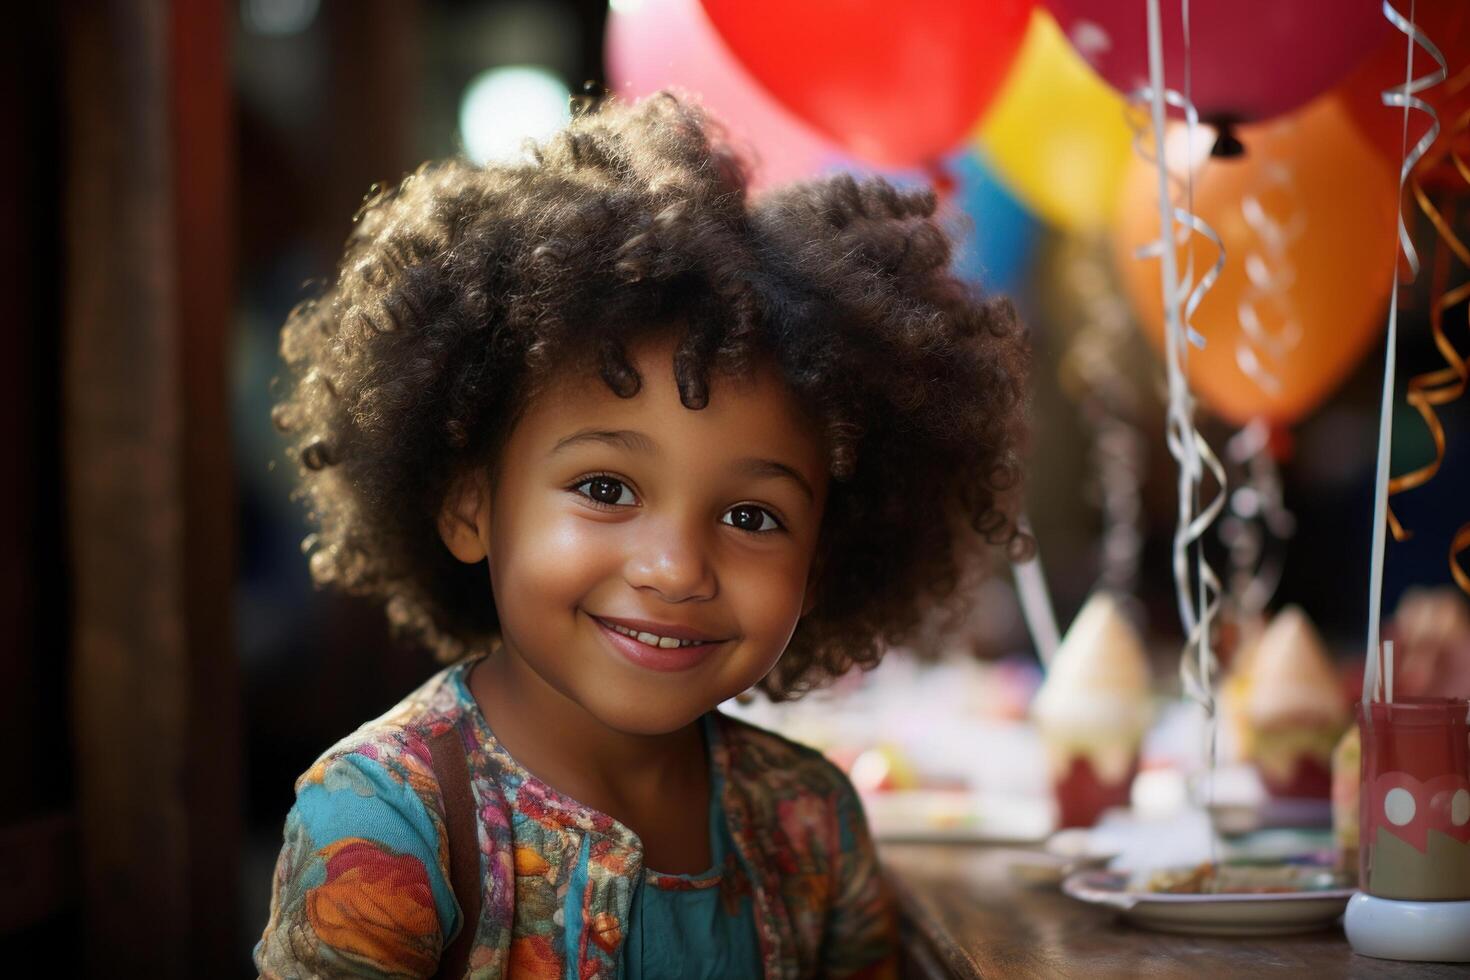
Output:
[592, 616, 725, 649]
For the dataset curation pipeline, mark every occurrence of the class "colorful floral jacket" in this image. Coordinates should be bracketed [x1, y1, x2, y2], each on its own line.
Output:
[255, 659, 898, 979]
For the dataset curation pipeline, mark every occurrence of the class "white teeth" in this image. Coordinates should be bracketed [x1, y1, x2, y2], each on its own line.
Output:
[602, 620, 706, 648]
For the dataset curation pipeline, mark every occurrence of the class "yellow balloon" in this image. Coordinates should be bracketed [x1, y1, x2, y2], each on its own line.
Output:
[975, 10, 1134, 231]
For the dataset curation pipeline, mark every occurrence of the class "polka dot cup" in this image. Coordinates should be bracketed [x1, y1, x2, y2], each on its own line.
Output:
[1357, 698, 1470, 901]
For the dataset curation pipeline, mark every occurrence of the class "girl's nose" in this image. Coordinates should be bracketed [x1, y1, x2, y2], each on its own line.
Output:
[625, 519, 717, 603]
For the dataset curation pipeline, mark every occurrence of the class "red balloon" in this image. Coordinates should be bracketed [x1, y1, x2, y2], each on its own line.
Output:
[1335, 0, 1470, 191]
[699, 0, 1033, 168]
[1047, 0, 1385, 124]
[605, 0, 835, 190]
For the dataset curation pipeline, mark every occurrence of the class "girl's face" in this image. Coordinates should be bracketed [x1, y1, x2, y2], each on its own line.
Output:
[443, 332, 830, 736]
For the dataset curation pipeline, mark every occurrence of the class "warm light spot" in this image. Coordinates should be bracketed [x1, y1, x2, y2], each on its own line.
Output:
[848, 749, 891, 794]
[1452, 788, 1470, 827]
[1385, 787, 1416, 826]
[241, 0, 319, 35]
[459, 67, 571, 165]
[1069, 21, 1111, 61]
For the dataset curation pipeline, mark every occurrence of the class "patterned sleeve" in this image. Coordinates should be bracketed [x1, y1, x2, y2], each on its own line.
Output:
[823, 782, 899, 979]
[254, 746, 460, 980]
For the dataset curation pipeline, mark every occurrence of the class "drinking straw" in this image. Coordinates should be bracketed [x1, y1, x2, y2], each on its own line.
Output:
[1364, 1, 1445, 701]
[1384, 640, 1395, 704]
[1012, 514, 1061, 669]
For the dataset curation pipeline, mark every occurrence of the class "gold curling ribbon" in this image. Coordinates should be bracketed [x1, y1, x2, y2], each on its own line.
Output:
[1386, 103, 1470, 553]
[1453, 521, 1470, 595]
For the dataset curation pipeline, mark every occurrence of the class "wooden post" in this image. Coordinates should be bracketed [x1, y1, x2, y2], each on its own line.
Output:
[63, 1, 236, 974]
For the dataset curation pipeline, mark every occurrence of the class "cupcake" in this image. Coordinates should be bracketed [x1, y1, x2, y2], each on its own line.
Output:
[1218, 613, 1267, 764]
[1331, 725, 1361, 873]
[1032, 592, 1152, 828]
[1243, 606, 1348, 798]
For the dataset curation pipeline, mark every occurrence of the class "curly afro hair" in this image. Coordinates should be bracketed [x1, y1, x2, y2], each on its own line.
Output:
[274, 92, 1031, 700]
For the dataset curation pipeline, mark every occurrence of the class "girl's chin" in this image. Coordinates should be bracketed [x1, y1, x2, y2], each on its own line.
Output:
[573, 671, 763, 738]
[580, 694, 711, 737]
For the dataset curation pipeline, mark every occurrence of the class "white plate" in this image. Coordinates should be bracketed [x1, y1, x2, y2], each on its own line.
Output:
[1006, 829, 1119, 887]
[1061, 869, 1354, 936]
[863, 790, 1052, 844]
[1006, 849, 1116, 887]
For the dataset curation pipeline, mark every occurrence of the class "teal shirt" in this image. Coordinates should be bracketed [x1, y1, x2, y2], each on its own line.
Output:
[255, 660, 899, 979]
[620, 750, 762, 979]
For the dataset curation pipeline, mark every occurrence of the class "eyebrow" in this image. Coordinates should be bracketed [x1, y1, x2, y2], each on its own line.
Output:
[735, 458, 815, 503]
[550, 428, 660, 456]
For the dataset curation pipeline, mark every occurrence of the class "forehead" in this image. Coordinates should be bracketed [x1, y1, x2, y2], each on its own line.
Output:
[512, 333, 826, 468]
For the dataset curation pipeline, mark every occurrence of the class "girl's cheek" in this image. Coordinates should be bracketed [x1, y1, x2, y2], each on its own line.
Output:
[723, 550, 811, 638]
[521, 514, 622, 587]
[492, 502, 614, 603]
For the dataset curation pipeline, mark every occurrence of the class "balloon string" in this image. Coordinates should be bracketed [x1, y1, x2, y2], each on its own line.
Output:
[1058, 236, 1149, 596]
[1382, 0, 1447, 278]
[1222, 420, 1296, 621]
[1366, 0, 1445, 701]
[1126, 90, 1223, 351]
[1387, 145, 1469, 541]
[1234, 161, 1306, 396]
[1140, 0, 1227, 716]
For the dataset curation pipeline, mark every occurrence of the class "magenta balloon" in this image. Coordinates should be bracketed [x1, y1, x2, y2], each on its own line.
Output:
[1046, 0, 1387, 123]
[605, 0, 834, 189]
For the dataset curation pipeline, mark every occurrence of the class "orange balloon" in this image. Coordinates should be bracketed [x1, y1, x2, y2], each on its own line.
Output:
[1115, 96, 1399, 426]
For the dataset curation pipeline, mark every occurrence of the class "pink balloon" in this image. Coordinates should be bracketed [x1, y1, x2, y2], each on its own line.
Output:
[605, 0, 835, 189]
[1047, 0, 1386, 123]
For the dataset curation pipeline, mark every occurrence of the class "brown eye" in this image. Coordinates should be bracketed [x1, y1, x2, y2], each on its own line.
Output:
[723, 505, 780, 533]
[573, 476, 635, 507]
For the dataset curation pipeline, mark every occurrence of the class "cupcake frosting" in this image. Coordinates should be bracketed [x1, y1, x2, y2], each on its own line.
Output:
[1033, 592, 1153, 737]
[1245, 605, 1347, 729]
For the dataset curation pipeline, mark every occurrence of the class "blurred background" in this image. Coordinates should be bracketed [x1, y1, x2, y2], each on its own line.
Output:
[7, 0, 1468, 975]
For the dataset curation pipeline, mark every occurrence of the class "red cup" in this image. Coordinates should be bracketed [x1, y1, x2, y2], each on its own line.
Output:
[1253, 740, 1335, 800]
[1357, 698, 1470, 900]
[1051, 751, 1139, 829]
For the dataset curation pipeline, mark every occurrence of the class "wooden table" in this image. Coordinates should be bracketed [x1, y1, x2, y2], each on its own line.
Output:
[881, 843, 1470, 979]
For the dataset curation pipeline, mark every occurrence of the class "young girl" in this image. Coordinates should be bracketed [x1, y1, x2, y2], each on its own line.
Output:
[255, 93, 1029, 979]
